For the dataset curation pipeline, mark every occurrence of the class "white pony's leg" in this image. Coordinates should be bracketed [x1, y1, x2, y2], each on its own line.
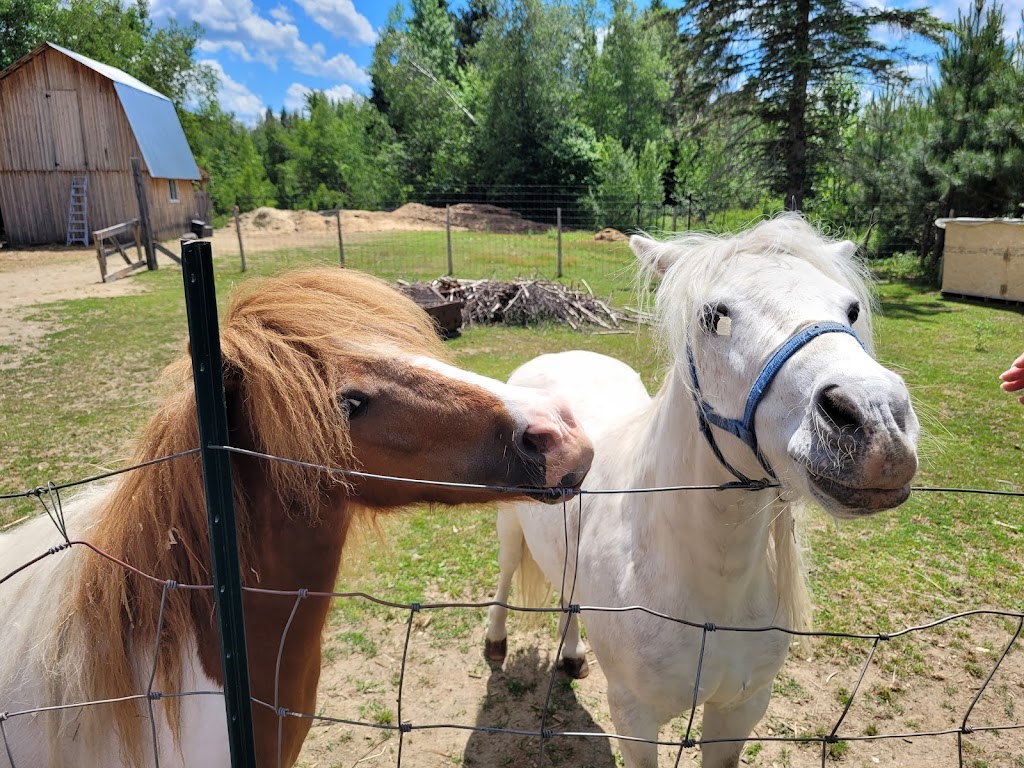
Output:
[556, 598, 589, 678]
[699, 686, 772, 768]
[607, 682, 659, 768]
[484, 509, 523, 663]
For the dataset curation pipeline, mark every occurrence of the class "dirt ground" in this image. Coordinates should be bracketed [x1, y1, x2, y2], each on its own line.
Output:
[2, 214, 1022, 767]
[296, 591, 1024, 768]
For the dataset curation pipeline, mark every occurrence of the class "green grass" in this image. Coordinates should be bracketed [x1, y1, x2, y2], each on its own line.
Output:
[2, 232, 1023, 697]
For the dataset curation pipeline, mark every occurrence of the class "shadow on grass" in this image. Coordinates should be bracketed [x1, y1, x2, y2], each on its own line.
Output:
[462, 645, 616, 768]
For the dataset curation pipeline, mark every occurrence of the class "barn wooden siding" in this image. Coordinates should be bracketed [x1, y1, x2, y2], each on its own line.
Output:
[0, 46, 199, 246]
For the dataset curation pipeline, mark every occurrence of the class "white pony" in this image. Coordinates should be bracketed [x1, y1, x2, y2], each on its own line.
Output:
[484, 215, 920, 768]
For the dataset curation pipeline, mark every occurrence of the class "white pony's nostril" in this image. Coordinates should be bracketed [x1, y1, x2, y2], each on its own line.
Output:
[815, 385, 861, 432]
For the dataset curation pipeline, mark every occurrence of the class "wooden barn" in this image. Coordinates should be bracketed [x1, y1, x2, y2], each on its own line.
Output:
[0, 42, 205, 247]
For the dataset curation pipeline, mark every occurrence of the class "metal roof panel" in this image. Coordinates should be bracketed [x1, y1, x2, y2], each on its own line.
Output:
[115, 83, 200, 180]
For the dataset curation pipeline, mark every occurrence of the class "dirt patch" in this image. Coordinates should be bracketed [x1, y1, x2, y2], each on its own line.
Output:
[0, 246, 150, 369]
[298, 610, 1024, 767]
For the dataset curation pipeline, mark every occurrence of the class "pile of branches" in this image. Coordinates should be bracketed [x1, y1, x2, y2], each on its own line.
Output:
[401, 277, 648, 331]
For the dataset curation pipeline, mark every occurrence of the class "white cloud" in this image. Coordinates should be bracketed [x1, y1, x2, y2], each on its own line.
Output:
[285, 82, 359, 112]
[284, 82, 312, 112]
[201, 59, 266, 125]
[197, 39, 254, 62]
[295, 0, 376, 45]
[269, 5, 293, 23]
[151, 0, 370, 86]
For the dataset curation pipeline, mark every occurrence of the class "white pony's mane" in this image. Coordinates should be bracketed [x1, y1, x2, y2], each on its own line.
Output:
[633, 214, 877, 638]
[640, 214, 875, 360]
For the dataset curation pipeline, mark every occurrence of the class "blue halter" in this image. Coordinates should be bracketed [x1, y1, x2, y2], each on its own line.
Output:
[687, 321, 864, 489]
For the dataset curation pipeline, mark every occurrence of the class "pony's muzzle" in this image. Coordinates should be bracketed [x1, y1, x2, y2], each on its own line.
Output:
[515, 398, 594, 491]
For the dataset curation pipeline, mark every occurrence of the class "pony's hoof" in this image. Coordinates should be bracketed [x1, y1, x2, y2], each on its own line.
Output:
[560, 656, 589, 679]
[484, 637, 507, 664]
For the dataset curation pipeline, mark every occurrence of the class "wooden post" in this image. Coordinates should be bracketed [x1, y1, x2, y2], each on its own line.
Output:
[335, 208, 345, 268]
[446, 204, 453, 276]
[131, 157, 156, 271]
[95, 233, 107, 282]
[233, 205, 246, 272]
[556, 206, 563, 278]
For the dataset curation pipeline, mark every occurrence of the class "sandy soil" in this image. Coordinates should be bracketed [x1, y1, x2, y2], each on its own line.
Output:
[295, 594, 1024, 768]
[0, 245, 151, 369]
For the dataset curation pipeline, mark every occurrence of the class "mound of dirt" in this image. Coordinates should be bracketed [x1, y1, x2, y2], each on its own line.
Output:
[595, 227, 628, 242]
[236, 207, 335, 234]
[231, 203, 551, 237]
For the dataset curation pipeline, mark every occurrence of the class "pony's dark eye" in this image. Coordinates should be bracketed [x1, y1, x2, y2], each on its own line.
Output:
[700, 303, 731, 336]
[846, 302, 860, 325]
[340, 392, 369, 419]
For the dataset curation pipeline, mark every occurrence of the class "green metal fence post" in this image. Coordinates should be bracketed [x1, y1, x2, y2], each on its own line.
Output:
[181, 239, 256, 768]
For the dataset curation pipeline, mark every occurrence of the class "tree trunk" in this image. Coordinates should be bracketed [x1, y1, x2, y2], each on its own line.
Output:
[783, 0, 812, 211]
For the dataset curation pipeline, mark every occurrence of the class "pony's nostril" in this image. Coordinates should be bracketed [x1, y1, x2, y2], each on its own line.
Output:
[816, 385, 860, 432]
[520, 428, 554, 459]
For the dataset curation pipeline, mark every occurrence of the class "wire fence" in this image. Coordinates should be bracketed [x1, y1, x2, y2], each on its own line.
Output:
[0, 240, 1018, 768]
[203, 187, 793, 296]
[2, 445, 1024, 767]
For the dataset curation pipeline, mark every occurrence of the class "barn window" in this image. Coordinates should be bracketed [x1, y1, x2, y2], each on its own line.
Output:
[168, 179, 179, 202]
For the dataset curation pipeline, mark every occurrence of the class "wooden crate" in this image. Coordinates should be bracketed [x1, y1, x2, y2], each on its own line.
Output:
[418, 299, 465, 339]
[938, 217, 1024, 302]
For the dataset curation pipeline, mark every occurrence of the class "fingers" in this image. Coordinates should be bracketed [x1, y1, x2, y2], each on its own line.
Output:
[1000, 356, 1024, 392]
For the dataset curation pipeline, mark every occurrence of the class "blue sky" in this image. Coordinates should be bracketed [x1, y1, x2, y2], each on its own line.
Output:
[147, 0, 1024, 126]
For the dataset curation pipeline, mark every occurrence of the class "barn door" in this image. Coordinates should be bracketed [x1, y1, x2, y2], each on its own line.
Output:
[45, 90, 87, 170]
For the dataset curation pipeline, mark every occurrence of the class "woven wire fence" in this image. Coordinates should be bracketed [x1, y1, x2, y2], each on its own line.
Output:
[2, 445, 1024, 768]
[205, 186, 783, 292]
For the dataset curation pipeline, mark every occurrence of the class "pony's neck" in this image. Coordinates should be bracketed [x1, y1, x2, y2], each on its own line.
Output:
[623, 368, 782, 599]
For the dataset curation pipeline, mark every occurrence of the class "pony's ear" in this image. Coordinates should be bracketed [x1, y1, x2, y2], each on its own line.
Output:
[184, 339, 242, 394]
[828, 240, 858, 261]
[630, 235, 677, 276]
[221, 359, 242, 395]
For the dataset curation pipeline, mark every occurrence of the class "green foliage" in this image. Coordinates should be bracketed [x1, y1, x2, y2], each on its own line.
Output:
[472, 0, 598, 187]
[370, 0, 475, 195]
[584, 137, 668, 230]
[181, 105, 276, 215]
[581, 0, 671, 151]
[676, 0, 943, 210]
[923, 0, 1024, 220]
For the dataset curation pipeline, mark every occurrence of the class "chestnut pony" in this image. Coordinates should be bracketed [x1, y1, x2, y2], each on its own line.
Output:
[0, 268, 592, 768]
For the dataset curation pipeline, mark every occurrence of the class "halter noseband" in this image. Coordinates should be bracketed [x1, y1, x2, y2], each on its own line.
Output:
[687, 321, 864, 489]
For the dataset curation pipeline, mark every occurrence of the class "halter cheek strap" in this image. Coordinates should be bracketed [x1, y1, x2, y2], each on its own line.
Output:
[688, 321, 865, 489]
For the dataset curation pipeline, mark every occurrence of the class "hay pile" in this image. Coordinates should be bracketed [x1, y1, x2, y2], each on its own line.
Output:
[401, 277, 647, 330]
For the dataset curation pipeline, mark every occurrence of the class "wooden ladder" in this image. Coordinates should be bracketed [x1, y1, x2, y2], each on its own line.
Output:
[66, 174, 89, 246]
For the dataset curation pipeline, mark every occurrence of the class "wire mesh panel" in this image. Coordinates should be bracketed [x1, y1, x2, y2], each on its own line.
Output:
[2, 457, 1024, 767]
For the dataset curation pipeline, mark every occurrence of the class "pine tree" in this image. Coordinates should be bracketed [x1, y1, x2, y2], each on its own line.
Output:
[924, 0, 1024, 220]
[676, 0, 941, 210]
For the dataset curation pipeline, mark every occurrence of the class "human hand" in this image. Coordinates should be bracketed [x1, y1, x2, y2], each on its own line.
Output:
[999, 352, 1024, 403]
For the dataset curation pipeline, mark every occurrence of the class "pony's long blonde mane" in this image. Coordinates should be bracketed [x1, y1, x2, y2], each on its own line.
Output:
[45, 268, 449, 766]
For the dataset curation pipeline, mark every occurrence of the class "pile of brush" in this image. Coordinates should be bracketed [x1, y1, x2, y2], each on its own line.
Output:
[400, 277, 648, 331]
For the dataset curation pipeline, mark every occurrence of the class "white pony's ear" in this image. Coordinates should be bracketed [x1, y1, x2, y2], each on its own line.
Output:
[630, 235, 678, 276]
[828, 240, 858, 261]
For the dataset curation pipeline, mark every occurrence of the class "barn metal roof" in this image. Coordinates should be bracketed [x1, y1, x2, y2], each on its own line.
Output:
[48, 43, 200, 180]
